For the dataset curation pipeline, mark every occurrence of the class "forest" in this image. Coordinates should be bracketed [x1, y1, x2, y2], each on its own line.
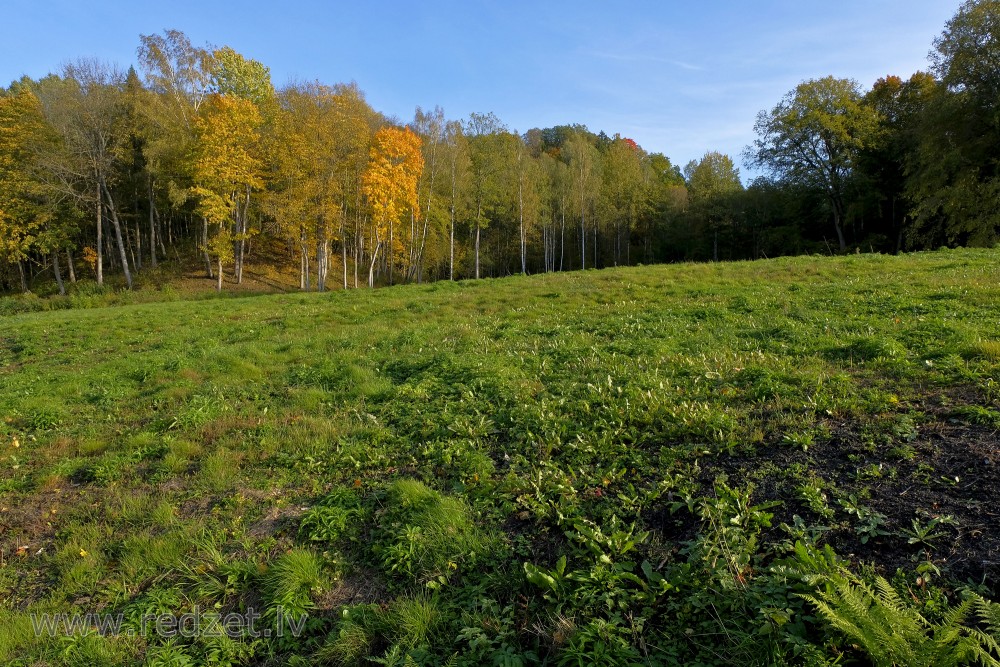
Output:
[1, 1, 998, 296]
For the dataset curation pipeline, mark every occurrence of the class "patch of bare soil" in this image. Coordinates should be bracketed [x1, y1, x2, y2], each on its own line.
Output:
[648, 391, 1000, 593]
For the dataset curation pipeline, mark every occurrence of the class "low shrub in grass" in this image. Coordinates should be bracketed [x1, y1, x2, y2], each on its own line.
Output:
[372, 479, 503, 585]
[317, 594, 443, 664]
[263, 547, 330, 624]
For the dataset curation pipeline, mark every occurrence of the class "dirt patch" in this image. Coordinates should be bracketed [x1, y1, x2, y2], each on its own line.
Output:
[316, 566, 388, 613]
[645, 393, 1000, 593]
[0, 487, 93, 557]
[248, 503, 306, 539]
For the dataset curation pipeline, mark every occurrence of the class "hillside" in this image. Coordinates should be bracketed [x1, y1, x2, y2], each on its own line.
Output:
[2, 249, 1000, 665]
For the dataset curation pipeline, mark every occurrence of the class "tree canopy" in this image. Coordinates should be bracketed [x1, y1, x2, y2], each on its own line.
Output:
[2, 5, 999, 295]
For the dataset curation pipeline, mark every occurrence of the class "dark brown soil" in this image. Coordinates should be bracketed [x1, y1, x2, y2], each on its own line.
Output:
[646, 389, 1000, 593]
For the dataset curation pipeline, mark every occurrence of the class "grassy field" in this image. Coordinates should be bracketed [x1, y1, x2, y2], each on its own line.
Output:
[2, 248, 1000, 666]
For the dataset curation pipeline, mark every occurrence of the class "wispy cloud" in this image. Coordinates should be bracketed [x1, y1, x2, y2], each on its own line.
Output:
[587, 50, 705, 71]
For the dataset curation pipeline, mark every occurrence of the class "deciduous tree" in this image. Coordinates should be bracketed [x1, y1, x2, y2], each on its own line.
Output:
[362, 126, 423, 287]
[190, 94, 264, 290]
[905, 0, 1000, 247]
[748, 77, 879, 251]
[684, 151, 743, 261]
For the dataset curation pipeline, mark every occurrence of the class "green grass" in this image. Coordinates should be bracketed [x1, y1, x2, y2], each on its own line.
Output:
[2, 248, 1000, 665]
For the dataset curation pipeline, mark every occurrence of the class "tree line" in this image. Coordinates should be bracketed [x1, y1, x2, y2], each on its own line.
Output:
[1, 1, 997, 295]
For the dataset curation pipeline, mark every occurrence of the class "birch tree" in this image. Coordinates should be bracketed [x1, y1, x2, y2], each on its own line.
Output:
[361, 126, 423, 287]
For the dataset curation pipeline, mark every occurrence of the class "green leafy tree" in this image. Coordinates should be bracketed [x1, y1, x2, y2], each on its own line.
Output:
[906, 0, 1000, 247]
[684, 151, 743, 261]
[511, 131, 548, 275]
[563, 130, 601, 269]
[748, 76, 880, 251]
[409, 106, 447, 282]
[464, 112, 509, 279]
[541, 151, 572, 271]
[443, 120, 470, 280]
[137, 29, 215, 276]
[859, 72, 937, 251]
[642, 152, 686, 263]
[600, 136, 645, 266]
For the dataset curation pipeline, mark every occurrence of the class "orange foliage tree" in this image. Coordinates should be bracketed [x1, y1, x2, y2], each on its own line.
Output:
[361, 126, 423, 287]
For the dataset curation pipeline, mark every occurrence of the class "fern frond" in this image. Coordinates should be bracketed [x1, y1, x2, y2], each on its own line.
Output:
[803, 569, 1000, 667]
[977, 595, 1000, 641]
[873, 575, 906, 613]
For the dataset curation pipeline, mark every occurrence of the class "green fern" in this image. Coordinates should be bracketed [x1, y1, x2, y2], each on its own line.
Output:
[801, 571, 1000, 667]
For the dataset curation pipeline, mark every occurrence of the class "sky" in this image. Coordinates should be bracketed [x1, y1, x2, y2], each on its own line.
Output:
[2, 1, 961, 177]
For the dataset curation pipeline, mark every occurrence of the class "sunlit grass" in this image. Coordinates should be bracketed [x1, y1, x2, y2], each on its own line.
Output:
[1, 248, 999, 664]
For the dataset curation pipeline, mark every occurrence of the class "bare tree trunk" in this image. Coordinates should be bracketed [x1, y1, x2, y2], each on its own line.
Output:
[519, 170, 526, 275]
[580, 166, 586, 270]
[67, 249, 76, 283]
[448, 212, 455, 280]
[832, 196, 847, 251]
[100, 176, 133, 290]
[203, 217, 213, 278]
[132, 223, 141, 271]
[317, 223, 329, 293]
[368, 240, 381, 288]
[96, 184, 103, 285]
[17, 261, 28, 293]
[316, 224, 324, 292]
[300, 241, 306, 290]
[450, 152, 457, 281]
[593, 219, 598, 269]
[416, 131, 439, 283]
[341, 219, 348, 290]
[416, 213, 429, 283]
[626, 219, 631, 265]
[303, 235, 311, 292]
[560, 203, 565, 272]
[53, 252, 65, 296]
[103, 217, 116, 270]
[236, 187, 250, 284]
[407, 211, 416, 280]
[545, 225, 552, 272]
[475, 201, 482, 280]
[217, 257, 223, 291]
[614, 220, 620, 266]
[148, 177, 157, 268]
[157, 209, 167, 257]
[355, 215, 363, 289]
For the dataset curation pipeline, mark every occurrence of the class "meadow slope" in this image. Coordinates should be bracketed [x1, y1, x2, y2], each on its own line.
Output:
[2, 249, 1000, 665]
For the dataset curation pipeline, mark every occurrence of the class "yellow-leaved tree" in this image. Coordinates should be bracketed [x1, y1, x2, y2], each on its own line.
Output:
[0, 85, 75, 293]
[270, 82, 371, 291]
[190, 93, 264, 290]
[361, 126, 423, 287]
[0, 87, 49, 292]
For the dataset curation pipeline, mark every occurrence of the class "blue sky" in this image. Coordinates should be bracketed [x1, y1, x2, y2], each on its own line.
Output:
[3, 1, 959, 175]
